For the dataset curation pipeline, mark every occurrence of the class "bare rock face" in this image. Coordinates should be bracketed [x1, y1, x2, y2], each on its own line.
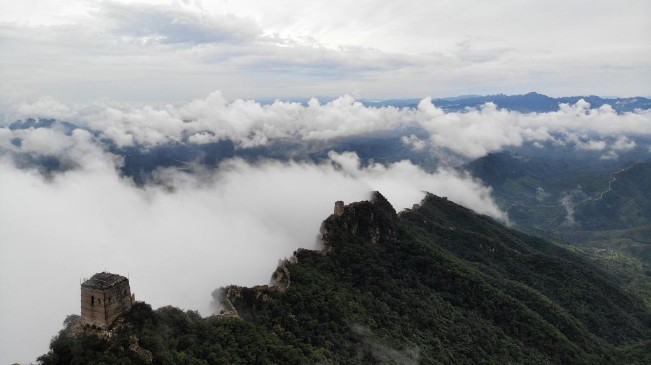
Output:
[128, 336, 153, 364]
[270, 256, 296, 291]
[211, 255, 297, 318]
[212, 287, 241, 318]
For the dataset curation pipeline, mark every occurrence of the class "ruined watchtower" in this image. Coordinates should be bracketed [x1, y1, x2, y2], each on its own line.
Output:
[81, 272, 134, 327]
[334, 201, 345, 216]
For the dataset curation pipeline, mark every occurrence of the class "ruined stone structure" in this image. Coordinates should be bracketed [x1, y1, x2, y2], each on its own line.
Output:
[81, 272, 134, 327]
[334, 201, 345, 216]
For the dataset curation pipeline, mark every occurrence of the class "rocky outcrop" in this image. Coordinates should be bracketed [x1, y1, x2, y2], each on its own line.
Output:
[213, 255, 298, 317]
[270, 256, 297, 291]
[212, 287, 241, 318]
[320, 191, 399, 250]
[128, 336, 153, 364]
[213, 192, 403, 321]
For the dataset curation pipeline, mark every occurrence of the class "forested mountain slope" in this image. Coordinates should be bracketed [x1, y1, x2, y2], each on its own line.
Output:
[38, 193, 650, 364]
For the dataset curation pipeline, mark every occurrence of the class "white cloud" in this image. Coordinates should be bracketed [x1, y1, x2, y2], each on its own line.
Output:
[612, 136, 636, 151]
[5, 93, 651, 160]
[417, 100, 526, 158]
[600, 151, 619, 160]
[18, 128, 78, 156]
[8, 92, 411, 148]
[16, 97, 74, 120]
[574, 138, 607, 151]
[401, 134, 427, 151]
[415, 99, 651, 158]
[560, 194, 576, 226]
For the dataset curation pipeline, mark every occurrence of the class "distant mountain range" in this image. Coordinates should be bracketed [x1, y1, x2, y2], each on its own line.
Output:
[361, 92, 651, 113]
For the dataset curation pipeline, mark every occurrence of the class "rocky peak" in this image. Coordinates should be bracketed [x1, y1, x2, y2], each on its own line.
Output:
[320, 191, 399, 250]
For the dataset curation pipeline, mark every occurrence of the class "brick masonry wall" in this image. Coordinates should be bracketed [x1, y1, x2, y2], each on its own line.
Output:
[104, 280, 132, 325]
[81, 279, 133, 327]
[80, 287, 106, 325]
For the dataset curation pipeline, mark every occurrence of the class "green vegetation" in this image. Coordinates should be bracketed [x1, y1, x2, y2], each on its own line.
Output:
[465, 152, 651, 231]
[574, 162, 651, 230]
[565, 237, 651, 309]
[39, 305, 307, 365]
[467, 152, 651, 313]
[39, 192, 650, 364]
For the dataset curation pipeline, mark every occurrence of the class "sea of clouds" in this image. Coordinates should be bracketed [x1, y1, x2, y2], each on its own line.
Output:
[1, 92, 650, 363]
[6, 91, 649, 157]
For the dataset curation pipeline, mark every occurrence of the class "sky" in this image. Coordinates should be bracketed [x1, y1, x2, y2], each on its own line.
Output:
[0, 0, 650, 102]
[1, 1, 651, 363]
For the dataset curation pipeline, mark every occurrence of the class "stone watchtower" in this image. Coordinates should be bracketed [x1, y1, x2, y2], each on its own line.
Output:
[81, 272, 134, 327]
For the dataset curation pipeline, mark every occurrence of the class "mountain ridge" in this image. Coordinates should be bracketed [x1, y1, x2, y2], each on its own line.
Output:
[360, 92, 651, 113]
[38, 192, 650, 364]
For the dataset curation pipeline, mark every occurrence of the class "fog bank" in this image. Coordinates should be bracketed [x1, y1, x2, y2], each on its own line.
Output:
[0, 149, 502, 364]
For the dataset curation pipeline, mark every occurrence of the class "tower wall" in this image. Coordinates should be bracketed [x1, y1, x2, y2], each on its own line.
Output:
[334, 201, 345, 216]
[80, 273, 133, 327]
[104, 279, 132, 325]
[80, 287, 106, 325]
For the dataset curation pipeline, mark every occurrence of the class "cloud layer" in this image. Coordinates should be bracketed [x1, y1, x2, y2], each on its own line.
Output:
[1, 0, 649, 100]
[5, 92, 651, 160]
